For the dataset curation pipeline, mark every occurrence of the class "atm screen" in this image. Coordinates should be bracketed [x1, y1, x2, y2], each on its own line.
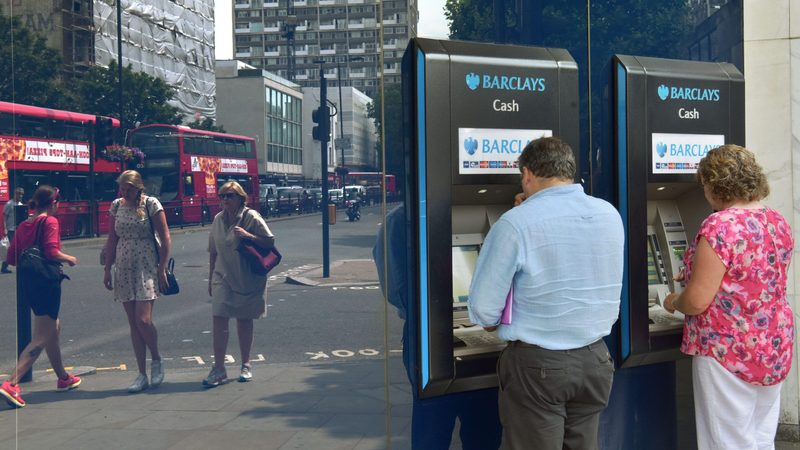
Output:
[453, 245, 480, 303]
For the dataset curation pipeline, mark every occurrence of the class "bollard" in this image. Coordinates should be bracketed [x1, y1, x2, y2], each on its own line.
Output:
[328, 203, 336, 225]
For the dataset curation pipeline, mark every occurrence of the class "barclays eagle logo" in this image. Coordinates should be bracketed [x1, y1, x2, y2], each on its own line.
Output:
[466, 73, 480, 91]
[658, 85, 669, 101]
[656, 142, 667, 158]
[464, 137, 478, 155]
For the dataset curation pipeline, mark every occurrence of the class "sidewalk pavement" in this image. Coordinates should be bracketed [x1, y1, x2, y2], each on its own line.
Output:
[286, 260, 379, 287]
[0, 360, 414, 450]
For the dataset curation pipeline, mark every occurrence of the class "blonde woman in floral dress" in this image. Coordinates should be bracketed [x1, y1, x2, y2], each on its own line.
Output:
[103, 170, 172, 393]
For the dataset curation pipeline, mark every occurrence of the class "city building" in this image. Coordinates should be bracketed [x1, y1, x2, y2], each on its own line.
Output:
[2, 0, 216, 120]
[215, 60, 304, 184]
[230, 0, 418, 99]
[2, 0, 94, 79]
[301, 85, 377, 184]
[94, 0, 216, 119]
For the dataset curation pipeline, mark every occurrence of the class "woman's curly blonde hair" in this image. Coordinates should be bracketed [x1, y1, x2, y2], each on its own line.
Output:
[697, 145, 769, 203]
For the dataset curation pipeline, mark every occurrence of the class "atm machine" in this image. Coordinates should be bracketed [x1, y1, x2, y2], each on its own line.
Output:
[613, 55, 744, 366]
[402, 38, 579, 398]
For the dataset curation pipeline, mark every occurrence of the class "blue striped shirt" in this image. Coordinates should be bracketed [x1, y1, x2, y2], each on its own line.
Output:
[468, 184, 624, 350]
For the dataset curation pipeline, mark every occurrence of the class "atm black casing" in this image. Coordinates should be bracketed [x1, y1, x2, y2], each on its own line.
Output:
[613, 54, 745, 367]
[402, 38, 580, 397]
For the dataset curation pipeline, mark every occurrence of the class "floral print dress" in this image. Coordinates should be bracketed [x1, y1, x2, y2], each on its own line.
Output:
[110, 196, 163, 302]
[681, 207, 794, 386]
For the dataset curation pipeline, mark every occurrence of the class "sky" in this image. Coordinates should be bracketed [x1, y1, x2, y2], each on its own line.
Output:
[213, 0, 450, 60]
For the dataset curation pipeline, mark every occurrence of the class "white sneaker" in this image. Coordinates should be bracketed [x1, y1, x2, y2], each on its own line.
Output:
[127, 374, 149, 393]
[238, 364, 252, 382]
[151, 360, 164, 387]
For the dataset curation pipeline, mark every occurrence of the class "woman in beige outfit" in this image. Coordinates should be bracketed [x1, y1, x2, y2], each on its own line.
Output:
[204, 181, 274, 387]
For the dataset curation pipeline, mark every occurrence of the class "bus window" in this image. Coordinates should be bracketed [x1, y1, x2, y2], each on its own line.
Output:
[15, 172, 51, 195]
[0, 112, 13, 135]
[17, 117, 48, 138]
[131, 128, 179, 155]
[64, 175, 89, 201]
[64, 123, 89, 142]
[142, 170, 179, 202]
[94, 173, 119, 201]
[183, 172, 195, 197]
[216, 175, 252, 195]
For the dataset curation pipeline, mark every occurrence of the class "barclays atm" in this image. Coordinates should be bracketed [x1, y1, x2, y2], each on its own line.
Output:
[613, 55, 744, 367]
[402, 38, 579, 398]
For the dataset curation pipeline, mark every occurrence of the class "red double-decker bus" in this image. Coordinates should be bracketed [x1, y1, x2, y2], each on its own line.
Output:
[126, 125, 260, 224]
[0, 101, 122, 238]
[347, 172, 396, 193]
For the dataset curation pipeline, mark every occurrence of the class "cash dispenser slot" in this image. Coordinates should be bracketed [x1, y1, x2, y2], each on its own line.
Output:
[451, 205, 509, 359]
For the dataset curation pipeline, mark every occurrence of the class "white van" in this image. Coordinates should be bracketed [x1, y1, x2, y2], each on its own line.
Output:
[259, 183, 277, 199]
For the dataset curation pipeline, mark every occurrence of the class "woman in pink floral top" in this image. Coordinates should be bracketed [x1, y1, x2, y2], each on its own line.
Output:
[665, 145, 794, 450]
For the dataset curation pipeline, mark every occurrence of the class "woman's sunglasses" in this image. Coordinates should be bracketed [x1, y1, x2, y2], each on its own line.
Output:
[219, 193, 239, 200]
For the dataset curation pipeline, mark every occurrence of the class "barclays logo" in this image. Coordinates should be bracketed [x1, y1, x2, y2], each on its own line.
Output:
[656, 142, 667, 158]
[466, 73, 480, 91]
[658, 85, 669, 101]
[464, 137, 478, 155]
[657, 84, 720, 102]
[464, 72, 546, 92]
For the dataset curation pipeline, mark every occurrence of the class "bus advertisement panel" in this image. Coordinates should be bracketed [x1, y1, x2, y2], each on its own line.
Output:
[127, 125, 260, 225]
[0, 101, 122, 237]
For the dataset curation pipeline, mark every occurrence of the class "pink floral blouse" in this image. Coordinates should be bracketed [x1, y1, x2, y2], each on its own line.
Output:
[682, 207, 794, 386]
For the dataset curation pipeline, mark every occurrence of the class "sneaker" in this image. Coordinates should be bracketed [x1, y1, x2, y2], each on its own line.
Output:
[127, 374, 149, 393]
[56, 373, 81, 392]
[150, 360, 164, 387]
[238, 364, 252, 382]
[0, 380, 25, 408]
[202, 367, 228, 388]
[0, 268, 11, 274]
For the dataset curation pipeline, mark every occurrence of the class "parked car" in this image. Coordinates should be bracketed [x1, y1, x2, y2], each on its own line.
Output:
[328, 188, 344, 204]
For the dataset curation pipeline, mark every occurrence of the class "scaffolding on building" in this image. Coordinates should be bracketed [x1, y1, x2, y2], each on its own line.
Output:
[60, 0, 95, 78]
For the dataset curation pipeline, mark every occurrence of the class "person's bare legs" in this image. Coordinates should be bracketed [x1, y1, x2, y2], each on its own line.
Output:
[236, 319, 254, 366]
[134, 301, 161, 362]
[123, 302, 147, 375]
[213, 315, 229, 370]
[44, 318, 68, 380]
[8, 316, 60, 384]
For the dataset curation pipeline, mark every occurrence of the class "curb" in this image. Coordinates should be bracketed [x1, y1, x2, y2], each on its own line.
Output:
[285, 276, 378, 287]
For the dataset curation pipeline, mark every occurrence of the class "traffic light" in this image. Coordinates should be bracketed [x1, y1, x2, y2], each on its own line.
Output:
[94, 116, 115, 152]
[311, 106, 330, 141]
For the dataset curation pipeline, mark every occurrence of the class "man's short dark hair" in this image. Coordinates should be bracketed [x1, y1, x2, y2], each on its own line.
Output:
[518, 137, 576, 180]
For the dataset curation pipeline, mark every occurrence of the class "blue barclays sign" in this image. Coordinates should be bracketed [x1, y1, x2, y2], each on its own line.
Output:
[459, 128, 552, 175]
[657, 84, 720, 102]
[651, 132, 725, 175]
[465, 72, 546, 92]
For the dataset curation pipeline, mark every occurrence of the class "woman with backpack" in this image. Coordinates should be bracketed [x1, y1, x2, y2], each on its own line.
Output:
[0, 185, 80, 408]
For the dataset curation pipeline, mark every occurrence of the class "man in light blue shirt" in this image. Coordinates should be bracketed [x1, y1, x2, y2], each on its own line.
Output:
[469, 137, 624, 450]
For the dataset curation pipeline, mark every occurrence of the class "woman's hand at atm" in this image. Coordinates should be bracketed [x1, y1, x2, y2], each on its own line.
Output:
[663, 293, 679, 314]
[663, 238, 725, 316]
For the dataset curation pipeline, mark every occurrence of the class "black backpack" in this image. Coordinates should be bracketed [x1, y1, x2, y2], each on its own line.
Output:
[18, 217, 63, 283]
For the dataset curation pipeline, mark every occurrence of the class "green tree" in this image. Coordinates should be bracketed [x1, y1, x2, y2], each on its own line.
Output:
[72, 61, 183, 132]
[445, 0, 496, 41]
[367, 84, 404, 178]
[187, 117, 226, 133]
[0, 12, 73, 108]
